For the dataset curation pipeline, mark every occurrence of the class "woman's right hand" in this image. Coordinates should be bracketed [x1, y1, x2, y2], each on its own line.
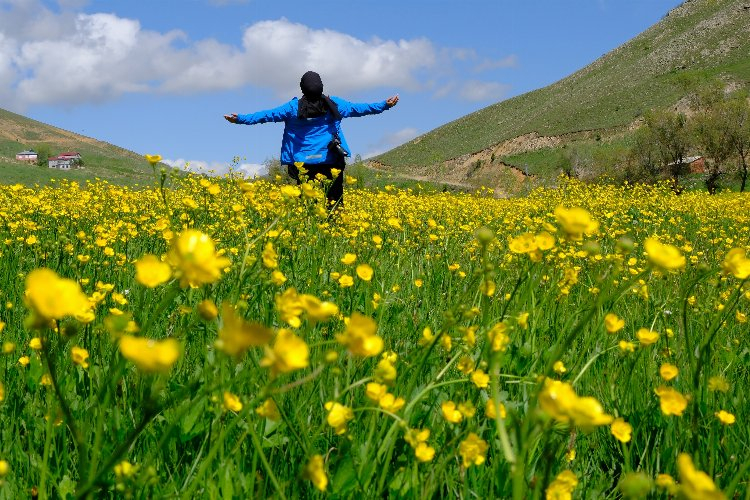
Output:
[386, 95, 399, 108]
[224, 113, 239, 123]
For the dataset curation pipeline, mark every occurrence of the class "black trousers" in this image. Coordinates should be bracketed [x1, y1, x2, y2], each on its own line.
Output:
[286, 157, 346, 207]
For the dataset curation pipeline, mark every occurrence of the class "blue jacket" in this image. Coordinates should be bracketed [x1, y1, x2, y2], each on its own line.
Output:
[235, 96, 390, 165]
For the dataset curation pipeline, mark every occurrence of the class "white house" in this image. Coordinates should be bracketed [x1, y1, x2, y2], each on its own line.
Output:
[15, 150, 38, 163]
[48, 152, 82, 170]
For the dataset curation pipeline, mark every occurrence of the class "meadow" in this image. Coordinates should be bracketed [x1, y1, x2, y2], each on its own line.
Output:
[0, 163, 748, 499]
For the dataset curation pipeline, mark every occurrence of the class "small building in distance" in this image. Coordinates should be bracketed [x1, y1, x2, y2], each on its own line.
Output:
[15, 150, 38, 163]
[668, 156, 705, 174]
[48, 152, 82, 170]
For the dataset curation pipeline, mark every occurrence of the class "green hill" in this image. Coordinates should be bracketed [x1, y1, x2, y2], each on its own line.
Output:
[375, 0, 750, 191]
[0, 107, 160, 186]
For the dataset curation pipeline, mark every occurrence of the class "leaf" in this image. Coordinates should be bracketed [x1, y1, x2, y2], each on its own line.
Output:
[331, 455, 358, 495]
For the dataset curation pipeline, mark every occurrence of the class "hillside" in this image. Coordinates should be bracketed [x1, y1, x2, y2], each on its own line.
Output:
[0, 107, 160, 186]
[375, 0, 750, 191]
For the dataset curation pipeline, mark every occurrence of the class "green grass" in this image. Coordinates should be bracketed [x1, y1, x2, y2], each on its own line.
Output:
[0, 176, 747, 497]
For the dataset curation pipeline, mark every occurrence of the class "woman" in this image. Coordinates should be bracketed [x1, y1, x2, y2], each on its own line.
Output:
[225, 71, 399, 208]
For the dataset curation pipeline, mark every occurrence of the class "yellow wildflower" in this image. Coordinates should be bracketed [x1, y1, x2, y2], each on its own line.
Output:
[223, 392, 243, 412]
[714, 410, 735, 425]
[644, 237, 685, 271]
[256, 399, 281, 421]
[546, 470, 578, 500]
[655, 386, 688, 416]
[636, 328, 659, 346]
[659, 363, 679, 381]
[336, 313, 383, 357]
[721, 248, 750, 279]
[677, 453, 725, 500]
[356, 264, 374, 281]
[304, 455, 328, 491]
[167, 230, 231, 287]
[260, 329, 310, 377]
[119, 335, 180, 373]
[458, 433, 488, 468]
[604, 313, 625, 333]
[71, 346, 89, 369]
[217, 303, 272, 357]
[471, 369, 490, 388]
[610, 417, 632, 443]
[324, 401, 354, 435]
[24, 268, 91, 321]
[441, 401, 463, 423]
[554, 206, 599, 241]
[134, 254, 172, 288]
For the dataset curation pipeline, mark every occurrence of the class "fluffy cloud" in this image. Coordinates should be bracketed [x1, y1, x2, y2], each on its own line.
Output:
[0, 2, 513, 109]
[458, 81, 511, 102]
[362, 127, 420, 159]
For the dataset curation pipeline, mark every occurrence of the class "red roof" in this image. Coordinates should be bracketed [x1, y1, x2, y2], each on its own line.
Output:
[58, 152, 80, 157]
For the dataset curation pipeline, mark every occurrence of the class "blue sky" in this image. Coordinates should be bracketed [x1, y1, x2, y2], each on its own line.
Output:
[0, 0, 682, 176]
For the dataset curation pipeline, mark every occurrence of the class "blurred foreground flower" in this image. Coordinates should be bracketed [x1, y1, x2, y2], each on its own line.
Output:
[119, 335, 180, 373]
[167, 230, 231, 287]
[677, 453, 725, 500]
[25, 268, 91, 322]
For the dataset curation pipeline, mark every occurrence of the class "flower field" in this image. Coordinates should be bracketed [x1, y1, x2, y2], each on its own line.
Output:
[0, 170, 748, 498]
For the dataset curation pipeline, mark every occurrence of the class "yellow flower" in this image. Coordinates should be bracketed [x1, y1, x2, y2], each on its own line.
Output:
[714, 410, 735, 425]
[414, 442, 436, 462]
[611, 417, 632, 443]
[655, 473, 676, 491]
[29, 337, 43, 350]
[114, 460, 136, 479]
[0, 459, 8, 477]
[134, 254, 172, 288]
[299, 294, 339, 322]
[365, 382, 388, 402]
[144, 154, 162, 165]
[338, 274, 354, 288]
[553, 360, 567, 374]
[619, 340, 635, 352]
[539, 378, 578, 423]
[677, 453, 725, 500]
[441, 401, 463, 423]
[565, 449, 576, 462]
[487, 322, 510, 352]
[341, 253, 357, 265]
[546, 470, 578, 500]
[324, 401, 354, 435]
[255, 399, 281, 421]
[356, 264, 374, 281]
[517, 312, 530, 329]
[71, 346, 89, 369]
[655, 386, 688, 416]
[262, 242, 278, 269]
[119, 335, 180, 373]
[659, 363, 679, 381]
[270, 270, 287, 286]
[414, 278, 423, 288]
[509, 232, 538, 254]
[260, 329, 310, 377]
[458, 432, 488, 468]
[18, 356, 30, 367]
[280, 185, 301, 198]
[721, 248, 750, 279]
[636, 328, 659, 346]
[379, 393, 405, 412]
[197, 299, 219, 320]
[217, 303, 273, 356]
[167, 230, 231, 287]
[470, 369, 490, 388]
[24, 268, 91, 321]
[644, 237, 685, 271]
[223, 392, 243, 412]
[374, 358, 397, 384]
[276, 288, 304, 328]
[535, 231, 556, 251]
[485, 399, 507, 420]
[554, 206, 599, 240]
[304, 455, 328, 491]
[568, 396, 614, 429]
[336, 313, 383, 357]
[604, 313, 625, 333]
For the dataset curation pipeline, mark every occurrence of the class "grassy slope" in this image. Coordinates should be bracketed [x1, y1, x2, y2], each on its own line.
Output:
[0, 108, 158, 186]
[377, 0, 750, 170]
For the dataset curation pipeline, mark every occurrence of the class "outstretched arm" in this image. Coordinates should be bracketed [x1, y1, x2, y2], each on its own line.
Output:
[223, 100, 295, 125]
[334, 95, 400, 118]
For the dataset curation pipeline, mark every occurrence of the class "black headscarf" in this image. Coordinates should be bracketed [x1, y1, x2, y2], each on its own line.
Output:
[298, 71, 342, 120]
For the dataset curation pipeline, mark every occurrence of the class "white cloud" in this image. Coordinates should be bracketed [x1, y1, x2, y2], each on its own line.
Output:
[163, 158, 266, 177]
[0, 2, 512, 109]
[474, 55, 518, 73]
[362, 127, 420, 159]
[458, 81, 511, 102]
